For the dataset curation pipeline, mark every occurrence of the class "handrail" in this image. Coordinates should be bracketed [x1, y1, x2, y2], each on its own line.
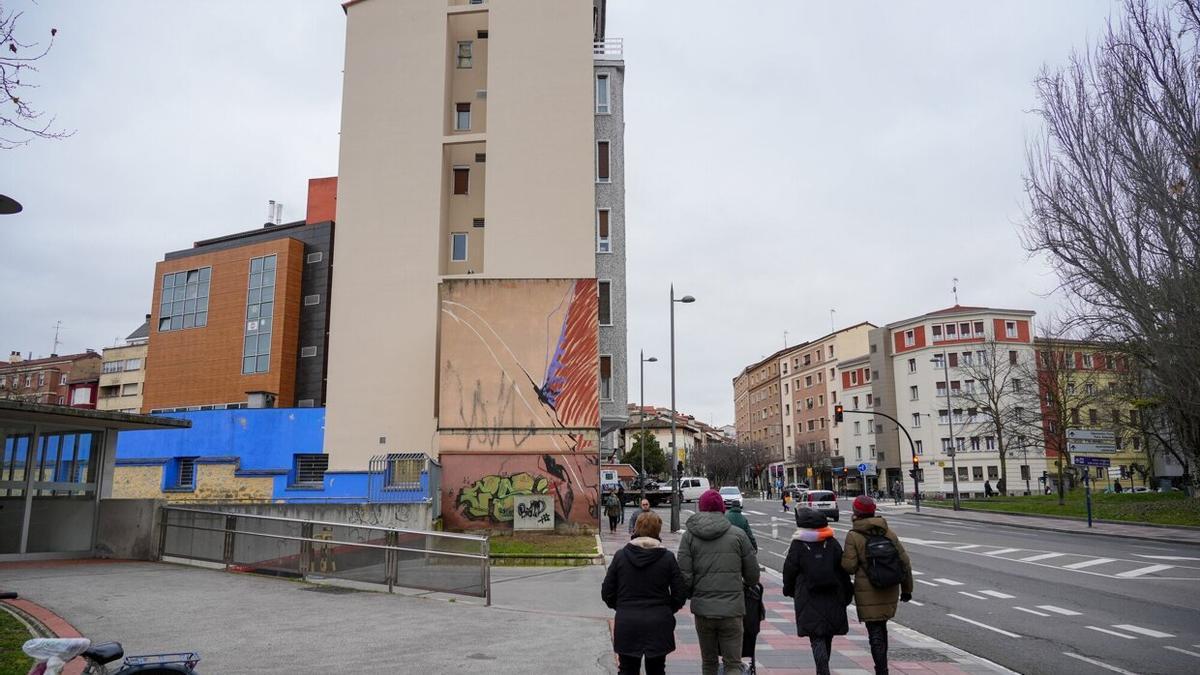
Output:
[162, 522, 487, 560]
[161, 505, 486, 544]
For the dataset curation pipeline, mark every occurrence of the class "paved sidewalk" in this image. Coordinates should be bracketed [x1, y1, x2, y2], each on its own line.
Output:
[913, 505, 1200, 546]
[601, 526, 1011, 674]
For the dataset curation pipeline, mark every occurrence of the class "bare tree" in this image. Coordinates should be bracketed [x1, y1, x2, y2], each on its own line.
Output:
[1, 5, 70, 149]
[692, 441, 773, 489]
[1023, 0, 1200, 483]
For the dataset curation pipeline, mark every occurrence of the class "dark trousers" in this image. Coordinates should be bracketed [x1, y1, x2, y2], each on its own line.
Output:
[694, 615, 743, 675]
[808, 635, 834, 675]
[608, 514, 619, 531]
[617, 653, 666, 675]
[866, 620, 889, 674]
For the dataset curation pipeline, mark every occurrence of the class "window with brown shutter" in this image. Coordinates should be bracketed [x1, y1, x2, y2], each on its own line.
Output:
[600, 355, 612, 400]
[597, 141, 610, 181]
[598, 280, 612, 325]
[948, 353, 958, 367]
[453, 168, 469, 195]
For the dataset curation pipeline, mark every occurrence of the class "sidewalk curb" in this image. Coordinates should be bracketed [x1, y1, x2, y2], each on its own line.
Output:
[920, 503, 1200, 531]
[912, 508, 1200, 546]
[1, 597, 86, 675]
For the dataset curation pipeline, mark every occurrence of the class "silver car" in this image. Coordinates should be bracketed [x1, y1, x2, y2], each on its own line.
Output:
[719, 486, 743, 509]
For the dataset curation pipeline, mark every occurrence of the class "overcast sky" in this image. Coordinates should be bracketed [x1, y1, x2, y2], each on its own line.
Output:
[0, 1, 1116, 427]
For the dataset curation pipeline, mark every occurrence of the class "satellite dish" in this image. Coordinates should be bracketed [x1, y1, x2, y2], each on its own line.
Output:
[0, 194, 22, 215]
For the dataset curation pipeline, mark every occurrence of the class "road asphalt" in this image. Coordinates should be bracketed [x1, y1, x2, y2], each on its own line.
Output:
[725, 497, 1200, 675]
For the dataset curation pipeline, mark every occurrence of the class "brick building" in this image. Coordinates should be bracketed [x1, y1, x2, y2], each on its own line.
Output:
[0, 351, 102, 407]
[141, 178, 335, 413]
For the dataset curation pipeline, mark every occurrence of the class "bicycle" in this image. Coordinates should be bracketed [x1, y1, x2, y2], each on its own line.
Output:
[23, 638, 200, 675]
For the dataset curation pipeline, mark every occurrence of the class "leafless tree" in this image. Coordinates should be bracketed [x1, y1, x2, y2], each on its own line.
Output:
[1023, 0, 1200, 483]
[1, 4, 70, 149]
[692, 441, 774, 489]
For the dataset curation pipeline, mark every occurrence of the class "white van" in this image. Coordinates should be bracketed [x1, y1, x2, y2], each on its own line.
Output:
[678, 477, 712, 503]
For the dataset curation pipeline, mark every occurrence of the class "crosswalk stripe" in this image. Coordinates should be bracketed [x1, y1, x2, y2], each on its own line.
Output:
[933, 578, 964, 586]
[1165, 646, 1200, 658]
[916, 579, 939, 587]
[745, 510, 766, 516]
[1014, 607, 1050, 617]
[1115, 564, 1174, 578]
[953, 544, 983, 550]
[1063, 557, 1116, 570]
[911, 570, 924, 576]
[1037, 605, 1082, 616]
[1113, 624, 1174, 638]
[1019, 553, 1064, 562]
[1063, 652, 1139, 674]
[979, 590, 1016, 599]
[1087, 626, 1138, 639]
[959, 591, 988, 600]
[983, 548, 1022, 556]
[946, 613, 1021, 638]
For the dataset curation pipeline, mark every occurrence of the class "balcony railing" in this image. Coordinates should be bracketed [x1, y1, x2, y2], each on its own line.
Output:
[594, 37, 623, 60]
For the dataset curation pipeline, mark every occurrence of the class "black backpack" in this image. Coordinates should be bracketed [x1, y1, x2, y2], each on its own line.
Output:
[863, 533, 905, 588]
[802, 540, 842, 591]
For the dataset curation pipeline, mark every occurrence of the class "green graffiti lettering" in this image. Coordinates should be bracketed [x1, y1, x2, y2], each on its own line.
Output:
[456, 472, 550, 523]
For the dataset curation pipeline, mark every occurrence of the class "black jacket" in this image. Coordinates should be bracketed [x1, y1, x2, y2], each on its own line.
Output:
[781, 535, 852, 638]
[602, 537, 688, 657]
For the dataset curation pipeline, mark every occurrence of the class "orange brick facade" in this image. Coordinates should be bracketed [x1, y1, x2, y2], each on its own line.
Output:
[142, 238, 304, 412]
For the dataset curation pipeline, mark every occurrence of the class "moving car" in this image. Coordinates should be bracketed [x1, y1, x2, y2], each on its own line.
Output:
[804, 489, 840, 521]
[718, 486, 744, 509]
[678, 476, 712, 502]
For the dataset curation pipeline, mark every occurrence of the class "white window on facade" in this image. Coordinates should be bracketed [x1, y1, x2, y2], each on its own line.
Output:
[912, 413, 921, 428]
[910, 385, 919, 401]
[455, 102, 471, 131]
[1005, 321, 1018, 338]
[908, 358, 916, 373]
[904, 330, 915, 347]
[70, 387, 91, 406]
[914, 440, 924, 455]
[451, 232, 469, 262]
[595, 73, 610, 114]
[456, 41, 473, 68]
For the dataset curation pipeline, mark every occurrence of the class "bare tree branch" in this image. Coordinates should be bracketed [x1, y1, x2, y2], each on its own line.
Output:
[1, 4, 72, 149]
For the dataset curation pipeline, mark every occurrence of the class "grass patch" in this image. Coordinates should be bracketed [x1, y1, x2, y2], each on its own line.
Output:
[488, 533, 597, 556]
[933, 491, 1200, 526]
[0, 607, 33, 675]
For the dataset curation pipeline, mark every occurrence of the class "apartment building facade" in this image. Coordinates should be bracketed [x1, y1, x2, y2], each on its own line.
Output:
[141, 180, 335, 413]
[732, 351, 784, 464]
[0, 351, 102, 408]
[97, 322, 149, 413]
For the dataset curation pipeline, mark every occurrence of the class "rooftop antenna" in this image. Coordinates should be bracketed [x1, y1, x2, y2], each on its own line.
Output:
[783, 330, 789, 348]
[51, 321, 63, 356]
[953, 277, 960, 305]
[830, 308, 836, 334]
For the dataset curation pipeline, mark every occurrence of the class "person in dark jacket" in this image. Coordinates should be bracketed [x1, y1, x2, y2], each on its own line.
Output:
[725, 502, 758, 551]
[841, 495, 914, 675]
[782, 508, 852, 675]
[602, 511, 687, 675]
[617, 483, 627, 523]
[629, 498, 652, 535]
[679, 489, 760, 675]
[604, 491, 622, 533]
[984, 480, 994, 498]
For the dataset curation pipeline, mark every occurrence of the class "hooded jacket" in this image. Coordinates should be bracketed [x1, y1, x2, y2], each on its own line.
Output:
[677, 511, 760, 618]
[781, 524, 852, 637]
[841, 516, 914, 622]
[725, 504, 757, 551]
[602, 536, 687, 657]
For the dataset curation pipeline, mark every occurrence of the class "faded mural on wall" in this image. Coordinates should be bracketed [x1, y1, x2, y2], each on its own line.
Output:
[436, 279, 600, 529]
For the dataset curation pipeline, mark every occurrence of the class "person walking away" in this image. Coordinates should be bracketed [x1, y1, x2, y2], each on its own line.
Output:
[679, 489, 760, 675]
[841, 495, 913, 675]
[725, 500, 758, 551]
[629, 498, 652, 535]
[605, 491, 622, 533]
[782, 490, 793, 513]
[891, 480, 902, 505]
[984, 480, 994, 498]
[783, 508, 853, 675]
[1113, 480, 1123, 493]
[602, 511, 687, 675]
[617, 484, 626, 523]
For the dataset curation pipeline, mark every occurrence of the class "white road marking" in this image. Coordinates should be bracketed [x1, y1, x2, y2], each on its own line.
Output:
[1132, 554, 1200, 562]
[958, 591, 989, 600]
[766, 551, 786, 559]
[1038, 605, 1082, 616]
[1087, 626, 1138, 639]
[1116, 564, 1175, 578]
[908, 600, 924, 606]
[1014, 607, 1050, 617]
[983, 548, 1022, 556]
[933, 578, 964, 586]
[916, 579, 939, 587]
[1113, 624, 1174, 638]
[1063, 557, 1116, 570]
[978, 590, 1016, 599]
[911, 570, 924, 576]
[931, 530, 958, 535]
[953, 544, 983, 550]
[1165, 646, 1200, 658]
[1063, 652, 1139, 674]
[744, 510, 766, 516]
[946, 613, 1021, 638]
[1019, 553, 1064, 562]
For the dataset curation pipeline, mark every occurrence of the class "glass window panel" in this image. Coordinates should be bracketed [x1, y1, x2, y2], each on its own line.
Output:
[260, 302, 273, 318]
[186, 270, 199, 283]
[263, 255, 275, 271]
[170, 315, 183, 330]
[198, 267, 211, 282]
[248, 288, 261, 305]
[182, 314, 194, 329]
[172, 301, 184, 314]
[257, 334, 272, 354]
[195, 312, 207, 327]
[250, 272, 262, 289]
[257, 317, 270, 332]
[184, 299, 196, 313]
[162, 274, 174, 288]
[244, 336, 257, 356]
[197, 297, 208, 312]
[251, 257, 264, 273]
[174, 272, 187, 286]
[243, 357, 256, 374]
[197, 281, 208, 298]
[185, 284, 198, 299]
[159, 318, 171, 331]
[256, 355, 270, 373]
[260, 285, 274, 301]
[262, 269, 275, 286]
[160, 302, 171, 317]
[247, 304, 260, 319]
[173, 286, 186, 301]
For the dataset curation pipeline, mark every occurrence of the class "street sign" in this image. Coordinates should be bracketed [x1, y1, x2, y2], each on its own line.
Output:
[857, 462, 868, 473]
[1073, 456, 1111, 468]
[1068, 441, 1117, 453]
[1067, 429, 1116, 442]
[856, 462, 877, 476]
[1107, 467, 1122, 479]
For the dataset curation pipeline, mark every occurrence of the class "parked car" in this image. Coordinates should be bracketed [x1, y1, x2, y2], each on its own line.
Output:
[803, 489, 840, 521]
[678, 476, 711, 502]
[718, 486, 744, 509]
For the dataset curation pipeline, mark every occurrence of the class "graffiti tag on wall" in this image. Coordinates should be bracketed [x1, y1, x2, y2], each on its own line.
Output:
[456, 471, 549, 522]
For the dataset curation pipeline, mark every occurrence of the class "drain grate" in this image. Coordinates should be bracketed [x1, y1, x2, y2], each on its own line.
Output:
[301, 585, 361, 595]
[888, 648, 955, 663]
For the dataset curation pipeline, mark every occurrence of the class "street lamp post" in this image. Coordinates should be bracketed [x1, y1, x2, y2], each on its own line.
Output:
[639, 350, 658, 501]
[934, 352, 962, 510]
[670, 285, 695, 533]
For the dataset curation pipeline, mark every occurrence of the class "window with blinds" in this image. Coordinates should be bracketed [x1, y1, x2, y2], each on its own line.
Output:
[294, 454, 328, 485]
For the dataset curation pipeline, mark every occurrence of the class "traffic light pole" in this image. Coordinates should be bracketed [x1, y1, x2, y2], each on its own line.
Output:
[838, 407, 921, 513]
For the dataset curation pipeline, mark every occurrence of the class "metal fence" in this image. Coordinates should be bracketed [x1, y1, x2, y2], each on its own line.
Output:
[158, 506, 489, 603]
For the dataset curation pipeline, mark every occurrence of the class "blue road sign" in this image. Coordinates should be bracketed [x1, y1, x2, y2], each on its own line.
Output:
[1073, 456, 1111, 468]
[857, 462, 868, 473]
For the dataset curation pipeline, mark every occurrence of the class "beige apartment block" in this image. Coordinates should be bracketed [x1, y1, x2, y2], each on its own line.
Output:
[325, 0, 601, 470]
[97, 321, 149, 414]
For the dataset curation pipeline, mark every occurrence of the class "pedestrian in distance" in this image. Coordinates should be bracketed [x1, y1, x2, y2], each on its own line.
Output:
[891, 480, 903, 505]
[782, 491, 793, 513]
[782, 508, 854, 675]
[984, 480, 994, 498]
[725, 500, 757, 551]
[604, 491, 622, 533]
[679, 489, 760, 675]
[617, 483, 626, 524]
[629, 498, 652, 536]
[1113, 480, 1123, 493]
[841, 495, 914, 675]
[602, 511, 687, 675]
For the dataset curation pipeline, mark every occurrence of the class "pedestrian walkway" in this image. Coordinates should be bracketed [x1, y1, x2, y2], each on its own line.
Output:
[913, 507, 1200, 546]
[600, 527, 1010, 674]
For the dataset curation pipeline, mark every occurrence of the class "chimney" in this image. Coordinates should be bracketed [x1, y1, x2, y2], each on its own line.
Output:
[266, 200, 278, 226]
[305, 177, 338, 223]
[8, 350, 21, 364]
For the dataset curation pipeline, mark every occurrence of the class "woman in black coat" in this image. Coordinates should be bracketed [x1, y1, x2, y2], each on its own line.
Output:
[601, 511, 687, 675]
[782, 508, 853, 675]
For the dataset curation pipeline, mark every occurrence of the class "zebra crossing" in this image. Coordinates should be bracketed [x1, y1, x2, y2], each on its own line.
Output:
[903, 536, 1200, 580]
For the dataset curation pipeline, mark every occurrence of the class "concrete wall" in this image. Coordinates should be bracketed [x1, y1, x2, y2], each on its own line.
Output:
[199, 501, 432, 531]
[95, 498, 163, 559]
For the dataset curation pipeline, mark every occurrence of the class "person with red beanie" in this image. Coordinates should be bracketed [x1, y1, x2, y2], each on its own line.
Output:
[841, 495, 913, 675]
[678, 488, 759, 674]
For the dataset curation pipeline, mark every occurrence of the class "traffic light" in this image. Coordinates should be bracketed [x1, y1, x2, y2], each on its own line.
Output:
[834, 404, 844, 423]
[908, 468, 918, 479]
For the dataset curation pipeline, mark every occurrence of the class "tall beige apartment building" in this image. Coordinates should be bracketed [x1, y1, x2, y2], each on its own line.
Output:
[325, 0, 627, 519]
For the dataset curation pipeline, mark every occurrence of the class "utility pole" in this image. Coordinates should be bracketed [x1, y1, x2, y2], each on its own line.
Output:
[51, 321, 63, 355]
[938, 352, 962, 510]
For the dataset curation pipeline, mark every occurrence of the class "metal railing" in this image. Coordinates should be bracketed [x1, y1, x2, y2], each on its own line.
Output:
[157, 506, 490, 604]
[594, 37, 623, 60]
